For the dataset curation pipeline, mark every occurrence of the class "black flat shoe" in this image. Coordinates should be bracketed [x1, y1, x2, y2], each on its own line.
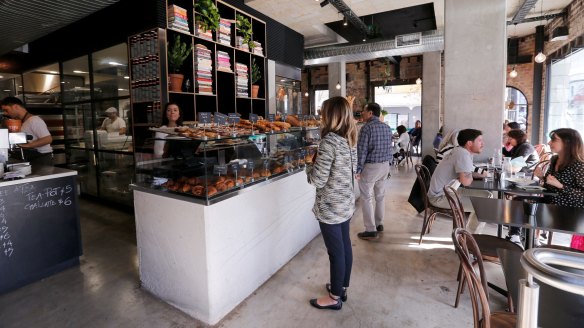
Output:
[325, 283, 348, 302]
[309, 295, 342, 310]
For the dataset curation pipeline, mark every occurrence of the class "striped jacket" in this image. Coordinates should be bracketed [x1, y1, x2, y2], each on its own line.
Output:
[306, 132, 357, 224]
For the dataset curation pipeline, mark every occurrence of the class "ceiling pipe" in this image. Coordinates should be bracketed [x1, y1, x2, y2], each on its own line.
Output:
[511, 0, 540, 24]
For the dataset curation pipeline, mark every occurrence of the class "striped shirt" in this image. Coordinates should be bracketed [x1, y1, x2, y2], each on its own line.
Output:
[306, 132, 357, 224]
[357, 116, 393, 173]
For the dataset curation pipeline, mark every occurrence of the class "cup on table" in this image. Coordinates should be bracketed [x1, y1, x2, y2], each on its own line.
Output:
[484, 163, 494, 182]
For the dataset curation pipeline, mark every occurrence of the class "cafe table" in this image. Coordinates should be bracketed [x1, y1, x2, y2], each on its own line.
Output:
[497, 248, 584, 328]
[470, 197, 584, 249]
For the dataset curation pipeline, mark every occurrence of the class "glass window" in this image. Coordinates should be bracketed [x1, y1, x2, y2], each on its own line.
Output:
[546, 49, 584, 139]
[314, 89, 329, 115]
[63, 103, 93, 149]
[505, 87, 528, 130]
[92, 43, 130, 99]
[62, 55, 90, 103]
[275, 77, 301, 114]
[0, 74, 21, 99]
[374, 85, 421, 128]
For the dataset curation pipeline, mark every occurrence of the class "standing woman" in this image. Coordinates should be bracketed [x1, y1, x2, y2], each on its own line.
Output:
[306, 96, 357, 310]
[153, 103, 183, 158]
[535, 128, 584, 250]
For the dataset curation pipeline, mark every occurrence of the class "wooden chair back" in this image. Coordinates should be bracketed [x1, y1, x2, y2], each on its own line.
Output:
[452, 228, 490, 328]
[414, 164, 431, 209]
[531, 159, 551, 179]
[444, 186, 466, 229]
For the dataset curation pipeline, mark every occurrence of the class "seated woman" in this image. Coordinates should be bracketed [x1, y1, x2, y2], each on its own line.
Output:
[502, 129, 539, 170]
[534, 128, 584, 250]
[153, 103, 183, 158]
[393, 125, 410, 165]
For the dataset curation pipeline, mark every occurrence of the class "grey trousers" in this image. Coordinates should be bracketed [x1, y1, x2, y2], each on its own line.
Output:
[359, 162, 391, 232]
[428, 188, 493, 233]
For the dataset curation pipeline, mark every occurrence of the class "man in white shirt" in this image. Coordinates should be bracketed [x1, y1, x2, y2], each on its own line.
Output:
[1, 96, 53, 166]
[100, 107, 126, 135]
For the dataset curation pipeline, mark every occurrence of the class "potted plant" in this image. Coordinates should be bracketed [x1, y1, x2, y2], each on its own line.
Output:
[194, 0, 220, 33]
[167, 35, 192, 91]
[236, 14, 255, 51]
[251, 58, 262, 98]
[380, 109, 388, 122]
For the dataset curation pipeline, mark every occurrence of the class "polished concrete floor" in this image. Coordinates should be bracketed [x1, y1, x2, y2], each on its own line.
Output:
[0, 163, 570, 327]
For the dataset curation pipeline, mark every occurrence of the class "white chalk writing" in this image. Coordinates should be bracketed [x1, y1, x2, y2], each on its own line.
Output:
[24, 185, 74, 211]
[0, 194, 13, 257]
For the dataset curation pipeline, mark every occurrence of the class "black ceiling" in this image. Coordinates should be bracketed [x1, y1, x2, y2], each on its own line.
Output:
[325, 3, 436, 43]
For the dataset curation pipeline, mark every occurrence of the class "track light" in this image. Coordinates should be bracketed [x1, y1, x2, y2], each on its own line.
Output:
[320, 0, 329, 8]
[535, 51, 546, 63]
[343, 16, 348, 26]
[362, 35, 367, 42]
[509, 66, 518, 78]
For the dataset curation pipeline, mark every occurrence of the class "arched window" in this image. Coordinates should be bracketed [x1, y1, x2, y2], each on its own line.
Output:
[505, 86, 528, 130]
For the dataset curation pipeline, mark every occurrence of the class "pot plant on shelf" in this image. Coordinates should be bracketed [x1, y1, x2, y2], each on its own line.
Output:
[236, 14, 255, 51]
[167, 35, 192, 92]
[194, 0, 220, 33]
[251, 58, 262, 98]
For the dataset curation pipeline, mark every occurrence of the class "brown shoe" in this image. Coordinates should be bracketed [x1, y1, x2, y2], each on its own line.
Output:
[357, 231, 378, 240]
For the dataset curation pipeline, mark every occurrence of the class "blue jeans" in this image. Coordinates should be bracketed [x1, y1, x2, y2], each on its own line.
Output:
[319, 219, 352, 297]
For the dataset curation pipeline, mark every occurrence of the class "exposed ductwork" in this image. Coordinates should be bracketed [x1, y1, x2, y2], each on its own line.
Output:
[304, 30, 443, 66]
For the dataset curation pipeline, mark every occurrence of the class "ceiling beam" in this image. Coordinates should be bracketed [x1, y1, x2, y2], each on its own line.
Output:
[507, 12, 563, 25]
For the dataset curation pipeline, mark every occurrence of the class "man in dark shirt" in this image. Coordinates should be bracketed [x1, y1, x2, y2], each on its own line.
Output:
[355, 103, 393, 240]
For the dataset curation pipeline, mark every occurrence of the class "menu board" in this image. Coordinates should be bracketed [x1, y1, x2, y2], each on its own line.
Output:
[0, 176, 81, 294]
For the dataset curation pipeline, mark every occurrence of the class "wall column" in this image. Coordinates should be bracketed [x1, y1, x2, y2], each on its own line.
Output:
[444, 0, 506, 160]
[328, 61, 346, 98]
[422, 51, 442, 157]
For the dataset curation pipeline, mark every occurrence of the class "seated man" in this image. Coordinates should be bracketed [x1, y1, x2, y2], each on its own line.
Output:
[427, 129, 491, 232]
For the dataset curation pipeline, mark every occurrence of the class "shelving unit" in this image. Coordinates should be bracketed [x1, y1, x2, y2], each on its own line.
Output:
[129, 0, 267, 157]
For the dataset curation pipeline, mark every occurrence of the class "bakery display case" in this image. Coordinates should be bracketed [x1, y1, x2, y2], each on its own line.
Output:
[134, 120, 320, 205]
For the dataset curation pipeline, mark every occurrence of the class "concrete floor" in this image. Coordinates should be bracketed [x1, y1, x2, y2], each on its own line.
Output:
[0, 163, 570, 327]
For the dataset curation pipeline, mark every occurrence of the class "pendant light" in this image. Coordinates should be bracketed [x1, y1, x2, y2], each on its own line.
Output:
[535, 0, 547, 64]
[509, 66, 518, 78]
[416, 78, 422, 85]
[304, 91, 309, 97]
[335, 82, 341, 90]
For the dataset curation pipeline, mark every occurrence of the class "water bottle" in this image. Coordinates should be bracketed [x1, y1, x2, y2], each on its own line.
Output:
[493, 148, 502, 169]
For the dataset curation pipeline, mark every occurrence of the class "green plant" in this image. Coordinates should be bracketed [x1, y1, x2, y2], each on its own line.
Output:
[167, 35, 191, 73]
[381, 109, 389, 116]
[251, 58, 262, 85]
[195, 0, 220, 32]
[236, 14, 255, 50]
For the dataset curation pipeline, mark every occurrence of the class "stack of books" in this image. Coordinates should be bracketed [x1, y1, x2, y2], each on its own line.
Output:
[218, 18, 232, 46]
[252, 41, 263, 56]
[235, 36, 249, 51]
[216, 51, 232, 72]
[194, 44, 213, 94]
[195, 21, 213, 41]
[235, 63, 249, 97]
[167, 5, 190, 34]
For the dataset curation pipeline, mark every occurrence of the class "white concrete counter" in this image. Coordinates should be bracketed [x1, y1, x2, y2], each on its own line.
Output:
[132, 171, 319, 324]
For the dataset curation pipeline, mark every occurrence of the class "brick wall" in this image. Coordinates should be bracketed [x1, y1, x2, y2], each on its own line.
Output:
[507, 35, 535, 137]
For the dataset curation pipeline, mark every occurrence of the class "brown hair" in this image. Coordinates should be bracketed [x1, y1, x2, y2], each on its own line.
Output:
[549, 128, 584, 170]
[507, 129, 527, 144]
[320, 96, 358, 147]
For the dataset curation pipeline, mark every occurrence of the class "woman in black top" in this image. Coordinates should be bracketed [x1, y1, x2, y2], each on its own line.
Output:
[535, 128, 584, 250]
[503, 129, 539, 169]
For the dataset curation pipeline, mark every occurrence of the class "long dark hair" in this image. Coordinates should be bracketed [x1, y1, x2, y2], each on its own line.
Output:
[550, 128, 584, 170]
[161, 102, 183, 126]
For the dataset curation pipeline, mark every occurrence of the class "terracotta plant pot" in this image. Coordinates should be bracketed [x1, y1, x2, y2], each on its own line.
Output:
[169, 74, 185, 92]
[251, 85, 260, 98]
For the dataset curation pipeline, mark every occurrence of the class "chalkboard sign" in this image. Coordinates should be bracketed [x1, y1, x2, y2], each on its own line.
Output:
[267, 114, 275, 122]
[280, 114, 287, 122]
[246, 159, 255, 170]
[228, 113, 241, 124]
[0, 175, 81, 294]
[198, 112, 211, 124]
[231, 163, 240, 174]
[215, 112, 227, 125]
[213, 165, 228, 175]
[249, 114, 258, 123]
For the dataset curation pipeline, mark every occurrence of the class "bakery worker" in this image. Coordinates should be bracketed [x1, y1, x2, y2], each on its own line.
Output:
[100, 107, 127, 135]
[1, 96, 53, 166]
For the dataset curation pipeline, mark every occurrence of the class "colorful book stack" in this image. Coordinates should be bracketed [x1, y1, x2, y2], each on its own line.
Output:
[235, 63, 249, 97]
[252, 41, 263, 56]
[235, 36, 249, 52]
[194, 44, 213, 94]
[167, 5, 190, 34]
[218, 18, 232, 46]
[195, 20, 213, 41]
[216, 51, 232, 73]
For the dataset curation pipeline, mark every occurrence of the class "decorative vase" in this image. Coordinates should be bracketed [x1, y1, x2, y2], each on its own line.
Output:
[251, 85, 260, 98]
[169, 74, 185, 92]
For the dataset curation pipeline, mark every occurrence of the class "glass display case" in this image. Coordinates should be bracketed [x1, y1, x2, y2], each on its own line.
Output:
[275, 77, 301, 115]
[134, 123, 320, 205]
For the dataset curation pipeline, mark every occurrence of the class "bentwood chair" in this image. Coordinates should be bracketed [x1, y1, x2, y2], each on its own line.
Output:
[452, 228, 518, 328]
[444, 186, 522, 310]
[415, 164, 454, 244]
